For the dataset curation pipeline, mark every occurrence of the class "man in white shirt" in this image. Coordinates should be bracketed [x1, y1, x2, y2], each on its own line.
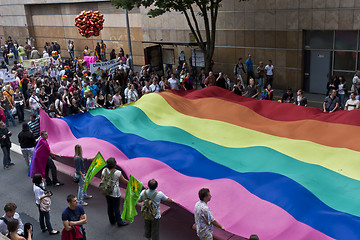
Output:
[0, 203, 25, 236]
[29, 90, 40, 117]
[138, 179, 174, 240]
[119, 60, 129, 72]
[351, 71, 360, 94]
[265, 59, 274, 87]
[194, 188, 225, 240]
[345, 92, 360, 111]
[168, 73, 179, 90]
[150, 79, 161, 93]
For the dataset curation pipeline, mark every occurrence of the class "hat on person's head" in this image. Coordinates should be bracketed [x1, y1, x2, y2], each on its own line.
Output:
[43, 50, 46, 53]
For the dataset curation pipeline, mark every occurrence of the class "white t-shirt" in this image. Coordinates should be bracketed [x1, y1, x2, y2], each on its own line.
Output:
[265, 65, 274, 75]
[352, 76, 360, 93]
[101, 168, 122, 198]
[139, 189, 168, 219]
[168, 78, 179, 90]
[29, 95, 40, 110]
[345, 99, 360, 111]
[142, 86, 152, 94]
[150, 84, 160, 93]
[33, 184, 45, 205]
[338, 83, 345, 95]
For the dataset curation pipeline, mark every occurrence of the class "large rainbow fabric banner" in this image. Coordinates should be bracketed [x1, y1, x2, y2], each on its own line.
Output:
[41, 87, 360, 239]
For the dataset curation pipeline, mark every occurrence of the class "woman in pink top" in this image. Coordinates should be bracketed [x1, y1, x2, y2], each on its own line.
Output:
[112, 90, 123, 107]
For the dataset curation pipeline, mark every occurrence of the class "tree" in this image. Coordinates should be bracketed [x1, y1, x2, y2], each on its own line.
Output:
[111, 0, 247, 73]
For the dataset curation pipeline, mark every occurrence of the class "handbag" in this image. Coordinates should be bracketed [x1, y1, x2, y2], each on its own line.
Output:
[40, 196, 51, 212]
[73, 175, 80, 183]
[11, 108, 17, 115]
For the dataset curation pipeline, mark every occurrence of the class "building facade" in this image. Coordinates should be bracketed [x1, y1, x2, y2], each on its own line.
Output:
[0, 0, 359, 92]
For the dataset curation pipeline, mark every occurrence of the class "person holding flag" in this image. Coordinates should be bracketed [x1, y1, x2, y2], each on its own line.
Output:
[73, 144, 94, 206]
[101, 157, 129, 227]
[121, 174, 143, 223]
[29, 131, 64, 187]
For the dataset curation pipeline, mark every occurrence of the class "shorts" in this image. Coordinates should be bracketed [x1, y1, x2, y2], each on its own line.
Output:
[144, 219, 160, 240]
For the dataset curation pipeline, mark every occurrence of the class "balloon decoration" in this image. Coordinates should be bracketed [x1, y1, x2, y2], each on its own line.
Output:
[52, 51, 59, 60]
[64, 66, 70, 73]
[61, 75, 67, 81]
[75, 10, 104, 38]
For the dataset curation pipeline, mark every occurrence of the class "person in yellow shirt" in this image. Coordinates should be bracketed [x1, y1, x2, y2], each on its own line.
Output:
[17, 45, 26, 64]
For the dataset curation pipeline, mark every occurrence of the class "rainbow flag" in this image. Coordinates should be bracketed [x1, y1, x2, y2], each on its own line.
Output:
[40, 87, 360, 239]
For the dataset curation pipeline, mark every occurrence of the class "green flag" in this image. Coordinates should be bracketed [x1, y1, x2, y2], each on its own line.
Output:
[83, 152, 106, 192]
[121, 174, 143, 222]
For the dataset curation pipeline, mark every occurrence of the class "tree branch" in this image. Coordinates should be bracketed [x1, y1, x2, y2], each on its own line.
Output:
[183, 10, 206, 51]
[189, 5, 204, 44]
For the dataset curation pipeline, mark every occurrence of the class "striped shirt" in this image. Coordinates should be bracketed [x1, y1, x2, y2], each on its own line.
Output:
[28, 117, 40, 138]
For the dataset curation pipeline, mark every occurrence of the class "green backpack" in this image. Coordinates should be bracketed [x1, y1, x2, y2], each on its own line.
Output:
[99, 169, 115, 195]
[141, 191, 158, 220]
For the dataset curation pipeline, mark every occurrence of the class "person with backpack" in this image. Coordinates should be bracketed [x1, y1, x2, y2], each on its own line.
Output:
[0, 203, 32, 239]
[32, 174, 59, 235]
[100, 157, 129, 226]
[138, 179, 174, 240]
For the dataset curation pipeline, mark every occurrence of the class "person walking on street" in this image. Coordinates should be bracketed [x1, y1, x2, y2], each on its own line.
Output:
[13, 87, 25, 123]
[0, 121, 14, 169]
[18, 123, 36, 167]
[101, 157, 129, 226]
[138, 179, 174, 240]
[194, 188, 225, 240]
[32, 174, 59, 235]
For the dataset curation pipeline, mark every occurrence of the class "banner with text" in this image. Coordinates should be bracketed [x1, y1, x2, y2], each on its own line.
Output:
[90, 59, 119, 75]
[23, 57, 60, 69]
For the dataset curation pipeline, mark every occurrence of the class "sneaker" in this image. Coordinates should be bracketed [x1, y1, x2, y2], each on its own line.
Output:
[49, 230, 59, 235]
[118, 221, 129, 227]
[9, 163, 15, 166]
[4, 166, 9, 169]
[54, 182, 64, 186]
[80, 202, 88, 206]
[84, 195, 93, 199]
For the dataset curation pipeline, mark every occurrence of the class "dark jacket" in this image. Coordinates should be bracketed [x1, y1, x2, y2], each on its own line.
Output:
[0, 127, 11, 148]
[18, 130, 36, 148]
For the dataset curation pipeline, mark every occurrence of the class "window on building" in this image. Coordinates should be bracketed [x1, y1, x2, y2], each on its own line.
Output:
[335, 31, 357, 51]
[304, 31, 333, 50]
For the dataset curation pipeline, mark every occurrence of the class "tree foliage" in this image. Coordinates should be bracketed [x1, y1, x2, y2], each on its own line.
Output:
[112, 0, 248, 72]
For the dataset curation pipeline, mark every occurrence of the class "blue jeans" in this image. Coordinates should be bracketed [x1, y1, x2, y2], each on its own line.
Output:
[105, 196, 123, 225]
[339, 94, 345, 110]
[16, 104, 24, 122]
[4, 109, 15, 127]
[37, 205, 53, 231]
[257, 78, 265, 92]
[76, 172, 87, 203]
[32, 108, 39, 117]
[2, 146, 11, 167]
[266, 75, 274, 87]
